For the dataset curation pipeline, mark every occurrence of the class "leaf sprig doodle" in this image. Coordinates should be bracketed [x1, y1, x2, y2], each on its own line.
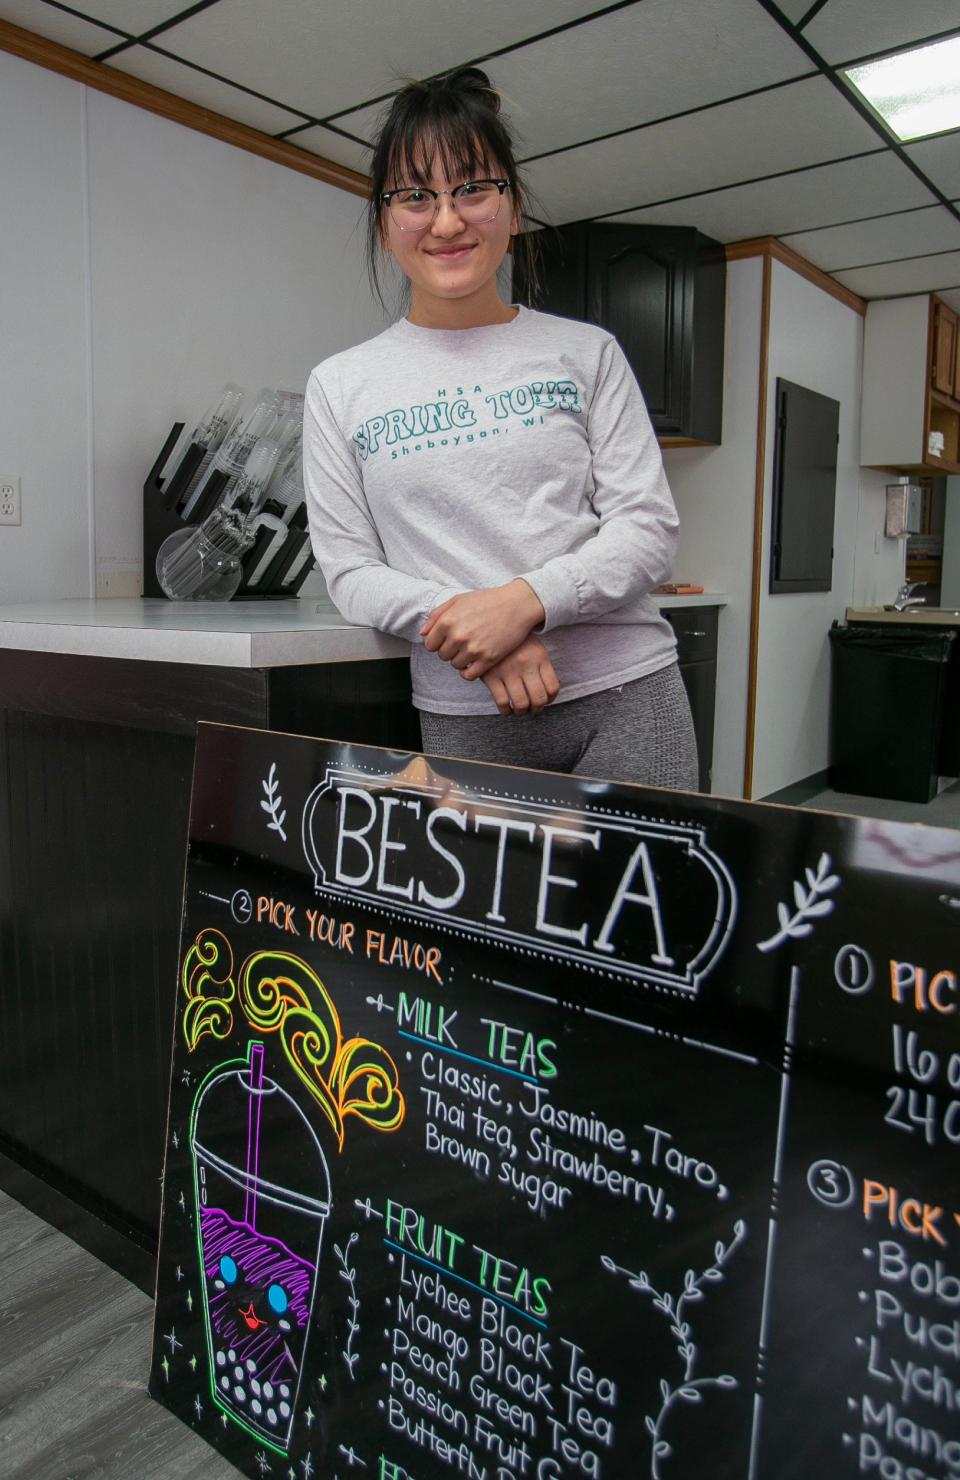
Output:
[181, 932, 405, 1148]
[335, 1232, 361, 1381]
[260, 762, 287, 842]
[757, 850, 840, 953]
[602, 1219, 746, 1477]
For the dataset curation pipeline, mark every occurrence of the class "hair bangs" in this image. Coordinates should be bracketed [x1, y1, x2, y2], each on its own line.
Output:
[385, 109, 510, 190]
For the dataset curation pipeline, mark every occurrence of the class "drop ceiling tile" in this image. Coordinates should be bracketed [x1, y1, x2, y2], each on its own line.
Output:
[292, 126, 372, 177]
[523, 76, 883, 226]
[110, 45, 309, 134]
[767, 0, 810, 22]
[905, 132, 960, 201]
[805, 0, 960, 65]
[0, 1, 124, 52]
[151, 0, 593, 121]
[605, 153, 934, 242]
[321, 98, 380, 148]
[939, 288, 960, 311]
[833, 250, 960, 298]
[45, 1, 199, 34]
[481, 0, 814, 160]
[337, 0, 815, 160]
[781, 205, 960, 271]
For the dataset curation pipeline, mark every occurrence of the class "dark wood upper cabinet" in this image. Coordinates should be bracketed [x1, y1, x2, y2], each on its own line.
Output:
[514, 222, 726, 444]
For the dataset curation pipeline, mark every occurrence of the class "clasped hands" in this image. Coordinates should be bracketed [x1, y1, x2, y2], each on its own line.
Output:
[420, 579, 560, 716]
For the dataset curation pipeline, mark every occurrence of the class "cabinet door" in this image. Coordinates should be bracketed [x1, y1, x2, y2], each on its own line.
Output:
[664, 608, 718, 793]
[677, 659, 716, 793]
[514, 222, 724, 443]
[513, 222, 587, 321]
[585, 225, 692, 434]
[932, 302, 957, 396]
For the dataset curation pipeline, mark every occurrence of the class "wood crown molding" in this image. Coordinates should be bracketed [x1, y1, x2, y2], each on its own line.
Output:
[0, 18, 370, 199]
[726, 236, 867, 316]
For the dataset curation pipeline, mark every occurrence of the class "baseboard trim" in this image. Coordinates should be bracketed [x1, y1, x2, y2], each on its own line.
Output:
[758, 770, 831, 806]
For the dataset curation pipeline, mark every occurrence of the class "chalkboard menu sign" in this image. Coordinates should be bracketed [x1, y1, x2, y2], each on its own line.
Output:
[150, 723, 960, 1479]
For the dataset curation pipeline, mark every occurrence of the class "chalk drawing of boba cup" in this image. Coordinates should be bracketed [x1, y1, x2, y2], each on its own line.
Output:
[190, 1041, 331, 1454]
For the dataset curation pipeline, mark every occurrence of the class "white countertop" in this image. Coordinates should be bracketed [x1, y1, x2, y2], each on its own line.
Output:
[0, 593, 729, 668]
[655, 592, 728, 609]
[0, 598, 408, 668]
[846, 606, 960, 627]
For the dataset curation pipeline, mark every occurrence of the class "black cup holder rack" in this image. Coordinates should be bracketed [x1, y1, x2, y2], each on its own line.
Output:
[142, 423, 314, 600]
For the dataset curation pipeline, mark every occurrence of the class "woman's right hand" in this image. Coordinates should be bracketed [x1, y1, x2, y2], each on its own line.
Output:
[480, 636, 560, 716]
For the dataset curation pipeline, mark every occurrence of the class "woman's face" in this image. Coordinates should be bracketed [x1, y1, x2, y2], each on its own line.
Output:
[381, 148, 518, 319]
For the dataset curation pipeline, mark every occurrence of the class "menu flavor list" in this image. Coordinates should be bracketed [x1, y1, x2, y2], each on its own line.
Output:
[149, 726, 959, 1479]
[767, 871, 960, 1480]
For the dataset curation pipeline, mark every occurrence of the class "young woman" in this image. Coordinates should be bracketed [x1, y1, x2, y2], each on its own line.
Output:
[303, 67, 698, 790]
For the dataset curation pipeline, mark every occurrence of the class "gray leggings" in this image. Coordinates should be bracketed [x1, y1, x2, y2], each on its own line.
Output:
[418, 663, 699, 791]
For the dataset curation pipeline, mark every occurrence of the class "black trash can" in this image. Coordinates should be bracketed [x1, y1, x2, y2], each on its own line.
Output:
[829, 623, 955, 803]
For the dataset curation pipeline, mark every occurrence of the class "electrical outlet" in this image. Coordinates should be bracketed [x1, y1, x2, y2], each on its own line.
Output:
[0, 477, 21, 526]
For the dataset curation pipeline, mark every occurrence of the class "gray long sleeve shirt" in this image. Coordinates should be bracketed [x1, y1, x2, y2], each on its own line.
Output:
[303, 307, 679, 714]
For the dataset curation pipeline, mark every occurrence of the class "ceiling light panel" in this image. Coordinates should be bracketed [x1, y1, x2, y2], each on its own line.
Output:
[905, 131, 960, 198]
[112, 46, 311, 135]
[833, 249, 960, 298]
[147, 0, 593, 122]
[780, 205, 960, 272]
[606, 152, 934, 243]
[483, 0, 813, 161]
[845, 35, 960, 141]
[523, 75, 881, 225]
[805, 0, 960, 66]
[0, 0, 122, 53]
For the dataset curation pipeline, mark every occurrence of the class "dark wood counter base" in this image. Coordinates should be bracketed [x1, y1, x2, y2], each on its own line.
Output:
[0, 648, 420, 1282]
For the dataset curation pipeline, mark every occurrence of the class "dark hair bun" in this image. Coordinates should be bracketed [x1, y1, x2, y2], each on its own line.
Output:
[441, 66, 500, 112]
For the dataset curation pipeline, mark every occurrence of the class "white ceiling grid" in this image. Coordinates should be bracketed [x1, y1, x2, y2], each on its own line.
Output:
[803, 0, 960, 64]
[781, 204, 960, 272]
[137, 0, 594, 121]
[0, 0, 118, 50]
[522, 74, 882, 223]
[472, 0, 813, 158]
[612, 153, 935, 241]
[0, 0, 957, 300]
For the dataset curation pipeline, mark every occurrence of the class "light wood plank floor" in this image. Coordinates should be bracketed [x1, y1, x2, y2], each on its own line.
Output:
[0, 1191, 237, 1480]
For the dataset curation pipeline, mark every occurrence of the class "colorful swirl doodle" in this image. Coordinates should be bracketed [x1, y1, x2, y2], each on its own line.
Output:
[237, 949, 405, 1149]
[182, 929, 237, 1049]
[180, 929, 405, 1149]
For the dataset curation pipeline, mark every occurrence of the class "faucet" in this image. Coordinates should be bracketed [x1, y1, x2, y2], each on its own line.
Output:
[892, 581, 927, 611]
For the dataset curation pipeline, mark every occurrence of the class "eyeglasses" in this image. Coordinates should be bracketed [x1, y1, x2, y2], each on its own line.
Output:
[380, 178, 510, 230]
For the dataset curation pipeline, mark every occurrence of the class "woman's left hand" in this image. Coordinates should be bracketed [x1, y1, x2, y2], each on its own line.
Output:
[421, 579, 545, 678]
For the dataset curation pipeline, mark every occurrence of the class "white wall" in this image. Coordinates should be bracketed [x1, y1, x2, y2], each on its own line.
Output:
[852, 466, 905, 608]
[751, 261, 902, 798]
[0, 53, 91, 600]
[663, 256, 763, 798]
[666, 256, 903, 801]
[0, 47, 385, 601]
